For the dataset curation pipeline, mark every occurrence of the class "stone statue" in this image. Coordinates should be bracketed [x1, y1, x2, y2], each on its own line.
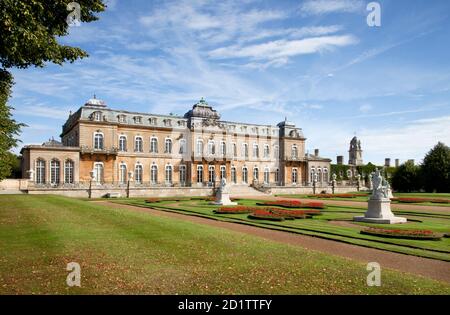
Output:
[354, 168, 406, 224]
[211, 177, 236, 206]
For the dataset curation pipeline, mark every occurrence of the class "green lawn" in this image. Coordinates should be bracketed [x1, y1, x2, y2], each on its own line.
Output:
[120, 198, 450, 261]
[0, 195, 449, 294]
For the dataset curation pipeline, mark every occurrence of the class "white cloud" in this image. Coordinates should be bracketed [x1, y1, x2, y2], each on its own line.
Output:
[359, 104, 372, 113]
[209, 35, 358, 60]
[300, 0, 365, 16]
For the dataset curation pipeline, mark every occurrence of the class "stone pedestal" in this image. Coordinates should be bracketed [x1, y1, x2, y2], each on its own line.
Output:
[211, 190, 237, 206]
[354, 198, 407, 224]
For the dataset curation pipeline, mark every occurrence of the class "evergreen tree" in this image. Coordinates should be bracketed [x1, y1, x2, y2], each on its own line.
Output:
[391, 161, 421, 193]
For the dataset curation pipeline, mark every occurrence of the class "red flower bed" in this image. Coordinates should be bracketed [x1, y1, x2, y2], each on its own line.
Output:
[248, 209, 286, 221]
[258, 200, 326, 209]
[269, 208, 308, 219]
[309, 193, 359, 199]
[361, 228, 443, 240]
[391, 197, 450, 204]
[214, 206, 259, 214]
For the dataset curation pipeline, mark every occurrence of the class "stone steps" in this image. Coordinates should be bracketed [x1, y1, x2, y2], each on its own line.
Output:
[227, 184, 269, 197]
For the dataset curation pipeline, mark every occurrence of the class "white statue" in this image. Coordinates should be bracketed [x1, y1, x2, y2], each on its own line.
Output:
[354, 168, 406, 224]
[211, 177, 236, 206]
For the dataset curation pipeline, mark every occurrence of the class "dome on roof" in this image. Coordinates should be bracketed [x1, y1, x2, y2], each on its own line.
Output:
[184, 98, 220, 119]
[84, 95, 106, 107]
[42, 138, 62, 147]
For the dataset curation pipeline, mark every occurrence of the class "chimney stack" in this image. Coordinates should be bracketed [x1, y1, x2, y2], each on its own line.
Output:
[395, 159, 400, 167]
[314, 149, 319, 157]
[385, 158, 391, 167]
[337, 156, 344, 165]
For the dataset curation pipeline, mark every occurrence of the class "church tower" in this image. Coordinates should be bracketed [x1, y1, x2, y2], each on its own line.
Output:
[348, 136, 363, 166]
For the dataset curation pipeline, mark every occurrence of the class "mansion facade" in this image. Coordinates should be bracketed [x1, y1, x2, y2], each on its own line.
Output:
[21, 98, 331, 190]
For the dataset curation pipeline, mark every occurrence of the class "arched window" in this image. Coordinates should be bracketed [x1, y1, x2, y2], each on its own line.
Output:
[179, 165, 186, 185]
[36, 159, 46, 184]
[292, 145, 298, 159]
[119, 163, 127, 184]
[150, 137, 158, 153]
[253, 144, 259, 158]
[208, 140, 215, 155]
[323, 168, 329, 183]
[165, 138, 172, 154]
[179, 139, 186, 154]
[135, 164, 143, 184]
[220, 141, 226, 156]
[310, 168, 316, 183]
[196, 139, 203, 156]
[253, 167, 259, 181]
[231, 166, 237, 183]
[242, 167, 248, 184]
[135, 137, 143, 152]
[208, 165, 215, 183]
[347, 169, 352, 179]
[119, 136, 127, 152]
[275, 168, 280, 184]
[220, 165, 226, 180]
[50, 159, 60, 185]
[64, 159, 74, 184]
[317, 168, 323, 183]
[242, 143, 249, 158]
[292, 168, 298, 184]
[264, 168, 270, 184]
[197, 165, 204, 183]
[150, 164, 158, 184]
[94, 133, 104, 150]
[165, 165, 173, 184]
[93, 162, 103, 184]
[264, 145, 270, 158]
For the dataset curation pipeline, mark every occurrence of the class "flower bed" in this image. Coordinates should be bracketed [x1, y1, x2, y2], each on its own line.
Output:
[248, 209, 286, 221]
[145, 198, 162, 203]
[214, 206, 259, 214]
[309, 193, 359, 199]
[390, 197, 450, 204]
[257, 200, 326, 209]
[361, 228, 443, 240]
[145, 197, 191, 203]
[269, 208, 309, 219]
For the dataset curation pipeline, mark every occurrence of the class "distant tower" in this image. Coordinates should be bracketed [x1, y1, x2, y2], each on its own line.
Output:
[348, 136, 363, 166]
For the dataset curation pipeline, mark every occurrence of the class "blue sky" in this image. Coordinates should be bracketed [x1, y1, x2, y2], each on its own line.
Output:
[9, 0, 450, 165]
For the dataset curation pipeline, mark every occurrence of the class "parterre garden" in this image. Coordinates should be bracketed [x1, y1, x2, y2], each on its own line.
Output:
[1, 194, 449, 294]
[118, 196, 450, 261]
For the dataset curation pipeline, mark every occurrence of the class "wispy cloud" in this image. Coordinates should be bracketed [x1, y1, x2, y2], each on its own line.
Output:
[299, 0, 365, 16]
[209, 35, 358, 60]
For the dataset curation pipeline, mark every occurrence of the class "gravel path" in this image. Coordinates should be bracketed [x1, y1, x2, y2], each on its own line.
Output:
[98, 201, 450, 283]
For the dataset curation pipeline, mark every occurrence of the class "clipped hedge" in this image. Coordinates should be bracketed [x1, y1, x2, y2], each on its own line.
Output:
[390, 197, 450, 204]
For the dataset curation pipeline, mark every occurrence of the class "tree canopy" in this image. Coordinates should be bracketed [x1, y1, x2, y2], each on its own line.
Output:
[421, 142, 450, 193]
[0, 0, 105, 180]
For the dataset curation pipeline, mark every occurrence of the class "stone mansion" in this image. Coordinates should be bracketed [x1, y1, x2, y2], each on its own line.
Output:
[20, 97, 331, 192]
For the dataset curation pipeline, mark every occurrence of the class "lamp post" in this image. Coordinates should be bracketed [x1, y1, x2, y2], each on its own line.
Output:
[313, 173, 318, 195]
[356, 174, 361, 192]
[127, 171, 133, 198]
[331, 173, 337, 194]
[88, 170, 95, 199]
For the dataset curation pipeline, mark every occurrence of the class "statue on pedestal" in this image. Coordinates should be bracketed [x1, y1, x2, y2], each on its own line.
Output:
[354, 169, 406, 224]
[211, 178, 237, 206]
